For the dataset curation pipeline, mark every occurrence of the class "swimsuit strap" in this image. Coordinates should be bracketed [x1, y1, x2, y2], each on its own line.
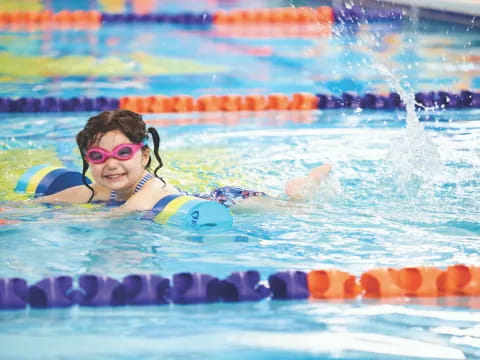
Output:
[109, 173, 154, 201]
[134, 173, 154, 193]
[109, 189, 116, 202]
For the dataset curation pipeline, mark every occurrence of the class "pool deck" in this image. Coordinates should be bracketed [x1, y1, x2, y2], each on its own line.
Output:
[378, 0, 480, 16]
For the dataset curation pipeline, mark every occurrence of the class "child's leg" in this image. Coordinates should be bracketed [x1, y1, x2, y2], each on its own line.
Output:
[285, 164, 332, 200]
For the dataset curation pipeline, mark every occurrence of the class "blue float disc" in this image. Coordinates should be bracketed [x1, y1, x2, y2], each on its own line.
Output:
[151, 194, 183, 213]
[16, 165, 91, 197]
[14, 164, 51, 193]
[168, 198, 233, 230]
[35, 168, 69, 196]
[36, 169, 91, 197]
[151, 195, 233, 229]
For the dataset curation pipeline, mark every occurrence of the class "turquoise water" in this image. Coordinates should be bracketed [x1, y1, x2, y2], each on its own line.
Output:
[1, 0, 480, 359]
[0, 111, 479, 281]
[0, 301, 478, 359]
[0, 109, 479, 359]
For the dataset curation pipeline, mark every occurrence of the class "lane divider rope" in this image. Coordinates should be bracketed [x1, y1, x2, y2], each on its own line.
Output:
[0, 91, 478, 114]
[0, 6, 404, 30]
[1, 264, 479, 309]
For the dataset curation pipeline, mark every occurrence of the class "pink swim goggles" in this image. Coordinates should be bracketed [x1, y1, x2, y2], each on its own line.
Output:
[85, 143, 145, 164]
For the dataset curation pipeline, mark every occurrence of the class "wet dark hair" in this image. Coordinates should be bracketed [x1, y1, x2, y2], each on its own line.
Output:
[76, 110, 165, 202]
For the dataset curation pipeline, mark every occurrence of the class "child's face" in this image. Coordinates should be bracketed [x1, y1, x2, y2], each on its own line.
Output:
[87, 129, 149, 193]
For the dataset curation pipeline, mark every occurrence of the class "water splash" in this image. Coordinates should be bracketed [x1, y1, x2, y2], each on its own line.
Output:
[375, 64, 444, 195]
[281, 1, 447, 204]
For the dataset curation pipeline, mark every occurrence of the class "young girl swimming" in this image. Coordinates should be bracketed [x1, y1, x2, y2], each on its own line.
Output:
[37, 110, 331, 209]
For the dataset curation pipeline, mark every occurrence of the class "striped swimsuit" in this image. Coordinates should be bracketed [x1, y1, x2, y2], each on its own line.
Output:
[109, 173, 154, 203]
[108, 173, 265, 207]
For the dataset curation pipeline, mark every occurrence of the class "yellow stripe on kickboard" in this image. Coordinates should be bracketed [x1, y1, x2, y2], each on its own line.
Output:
[153, 196, 197, 225]
[25, 166, 61, 194]
[0, 148, 64, 201]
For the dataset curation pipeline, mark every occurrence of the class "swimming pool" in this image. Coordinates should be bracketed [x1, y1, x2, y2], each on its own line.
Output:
[0, 0, 479, 359]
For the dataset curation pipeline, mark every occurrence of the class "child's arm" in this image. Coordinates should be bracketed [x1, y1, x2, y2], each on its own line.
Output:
[119, 180, 180, 211]
[32, 184, 106, 204]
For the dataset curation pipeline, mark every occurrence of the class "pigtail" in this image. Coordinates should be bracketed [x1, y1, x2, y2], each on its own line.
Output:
[147, 127, 166, 186]
[80, 153, 95, 203]
[76, 129, 95, 203]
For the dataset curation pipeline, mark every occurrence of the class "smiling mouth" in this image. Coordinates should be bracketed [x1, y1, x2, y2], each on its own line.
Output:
[104, 173, 126, 180]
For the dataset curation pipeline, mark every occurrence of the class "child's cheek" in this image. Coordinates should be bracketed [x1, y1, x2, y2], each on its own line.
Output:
[90, 164, 103, 181]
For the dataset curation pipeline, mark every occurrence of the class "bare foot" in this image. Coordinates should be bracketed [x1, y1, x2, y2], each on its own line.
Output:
[285, 164, 333, 200]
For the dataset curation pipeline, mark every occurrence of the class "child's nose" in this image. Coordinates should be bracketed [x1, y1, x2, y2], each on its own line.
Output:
[104, 156, 119, 168]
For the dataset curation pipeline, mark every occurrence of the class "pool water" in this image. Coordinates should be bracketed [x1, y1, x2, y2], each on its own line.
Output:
[1, 0, 480, 359]
[1, 109, 479, 359]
